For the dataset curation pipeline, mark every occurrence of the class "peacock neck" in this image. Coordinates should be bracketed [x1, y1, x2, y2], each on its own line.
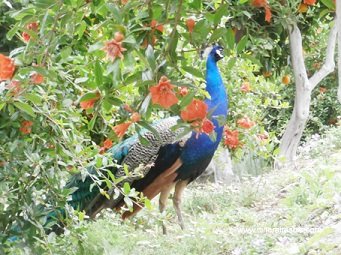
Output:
[205, 56, 228, 118]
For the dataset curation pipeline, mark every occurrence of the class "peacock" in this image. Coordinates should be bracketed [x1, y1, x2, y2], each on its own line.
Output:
[56, 45, 228, 233]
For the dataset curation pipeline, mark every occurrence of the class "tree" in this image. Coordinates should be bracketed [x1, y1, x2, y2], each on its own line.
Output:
[278, 19, 337, 164]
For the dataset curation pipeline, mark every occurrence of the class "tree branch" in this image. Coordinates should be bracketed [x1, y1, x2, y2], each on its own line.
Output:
[309, 21, 337, 90]
[289, 23, 310, 90]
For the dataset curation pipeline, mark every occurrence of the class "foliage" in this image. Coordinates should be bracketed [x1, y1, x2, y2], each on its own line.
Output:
[0, 0, 340, 251]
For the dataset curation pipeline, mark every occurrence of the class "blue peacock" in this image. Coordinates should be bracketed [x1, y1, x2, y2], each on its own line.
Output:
[55, 45, 228, 233]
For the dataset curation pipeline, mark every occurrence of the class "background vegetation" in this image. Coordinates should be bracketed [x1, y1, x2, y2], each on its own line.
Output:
[0, 0, 340, 253]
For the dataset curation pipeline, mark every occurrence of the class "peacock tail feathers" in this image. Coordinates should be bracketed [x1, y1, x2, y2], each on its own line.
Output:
[65, 116, 191, 215]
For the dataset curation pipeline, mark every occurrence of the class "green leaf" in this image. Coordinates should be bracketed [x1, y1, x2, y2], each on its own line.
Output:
[107, 171, 116, 183]
[24, 93, 42, 105]
[138, 121, 161, 141]
[225, 28, 235, 50]
[108, 60, 121, 82]
[145, 45, 156, 70]
[75, 77, 88, 84]
[100, 189, 110, 199]
[88, 41, 104, 52]
[214, 4, 228, 26]
[123, 182, 131, 194]
[319, 8, 332, 19]
[13, 101, 36, 117]
[79, 92, 99, 102]
[179, 91, 196, 109]
[6, 23, 20, 40]
[182, 66, 204, 79]
[94, 61, 103, 85]
[236, 36, 248, 53]
[8, 7, 35, 20]
[167, 31, 179, 62]
[241, 53, 262, 66]
[210, 27, 227, 43]
[0, 102, 5, 111]
[320, 0, 335, 9]
[138, 134, 150, 146]
[189, 0, 202, 10]
[104, 178, 112, 189]
[77, 20, 87, 38]
[144, 198, 152, 210]
[60, 47, 72, 59]
[34, 0, 56, 8]
[226, 58, 237, 70]
[88, 114, 97, 130]
[124, 196, 133, 210]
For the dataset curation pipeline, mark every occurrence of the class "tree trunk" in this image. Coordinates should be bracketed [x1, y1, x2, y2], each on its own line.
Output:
[278, 104, 309, 162]
[337, 0, 341, 103]
[277, 22, 337, 166]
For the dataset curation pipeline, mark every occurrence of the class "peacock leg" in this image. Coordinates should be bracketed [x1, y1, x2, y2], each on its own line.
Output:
[159, 183, 175, 234]
[173, 180, 188, 230]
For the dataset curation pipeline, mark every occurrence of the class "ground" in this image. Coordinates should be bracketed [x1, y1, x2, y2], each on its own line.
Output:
[49, 127, 341, 255]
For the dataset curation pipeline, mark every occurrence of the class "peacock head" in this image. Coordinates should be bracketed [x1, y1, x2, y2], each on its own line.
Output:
[201, 45, 224, 62]
[210, 45, 224, 62]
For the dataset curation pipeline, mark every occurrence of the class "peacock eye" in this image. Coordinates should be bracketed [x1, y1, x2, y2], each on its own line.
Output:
[215, 49, 223, 58]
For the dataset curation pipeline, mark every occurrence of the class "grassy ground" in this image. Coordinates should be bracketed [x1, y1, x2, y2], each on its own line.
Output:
[46, 127, 341, 254]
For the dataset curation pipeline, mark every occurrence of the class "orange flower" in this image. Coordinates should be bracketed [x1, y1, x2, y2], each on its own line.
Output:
[282, 75, 290, 85]
[303, 0, 316, 5]
[251, 0, 271, 23]
[22, 22, 39, 43]
[150, 20, 164, 33]
[130, 112, 141, 123]
[141, 38, 149, 48]
[319, 87, 327, 93]
[186, 18, 195, 33]
[251, 0, 267, 8]
[121, 0, 128, 4]
[112, 122, 132, 138]
[80, 94, 100, 110]
[103, 138, 113, 149]
[99, 138, 113, 154]
[31, 72, 44, 84]
[237, 116, 256, 129]
[123, 104, 133, 112]
[180, 99, 208, 122]
[6, 80, 21, 96]
[224, 128, 239, 149]
[22, 32, 31, 42]
[190, 118, 215, 135]
[179, 86, 189, 96]
[103, 36, 127, 61]
[149, 76, 179, 108]
[201, 118, 215, 134]
[80, 98, 98, 109]
[298, 3, 308, 12]
[0, 54, 15, 81]
[241, 82, 251, 93]
[20, 120, 33, 134]
[142, 20, 163, 48]
[265, 6, 272, 23]
[114, 32, 125, 42]
[263, 71, 272, 78]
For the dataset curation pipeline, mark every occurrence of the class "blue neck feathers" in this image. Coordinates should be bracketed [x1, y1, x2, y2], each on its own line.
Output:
[205, 55, 228, 120]
[178, 52, 229, 166]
